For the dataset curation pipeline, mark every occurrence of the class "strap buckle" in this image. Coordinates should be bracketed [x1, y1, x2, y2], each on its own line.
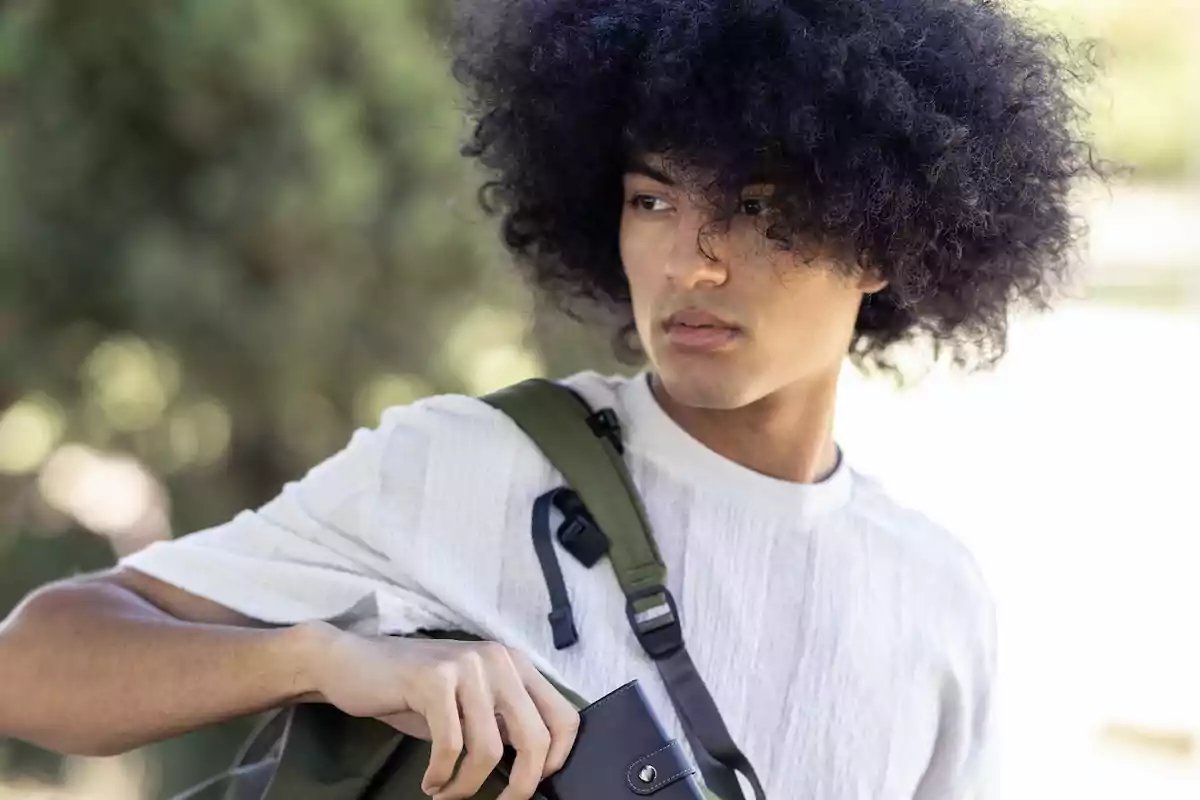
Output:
[586, 407, 625, 453]
[552, 490, 610, 567]
[625, 586, 684, 660]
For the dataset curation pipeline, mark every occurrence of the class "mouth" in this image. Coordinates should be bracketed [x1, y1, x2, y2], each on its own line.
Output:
[661, 310, 744, 353]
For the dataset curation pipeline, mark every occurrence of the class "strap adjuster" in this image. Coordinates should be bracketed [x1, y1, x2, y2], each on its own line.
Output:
[625, 586, 683, 660]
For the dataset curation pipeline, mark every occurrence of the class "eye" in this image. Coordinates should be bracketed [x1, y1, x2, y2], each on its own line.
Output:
[628, 194, 672, 213]
[738, 197, 770, 217]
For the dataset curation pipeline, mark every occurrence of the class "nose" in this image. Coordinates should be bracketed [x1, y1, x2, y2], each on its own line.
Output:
[664, 206, 729, 289]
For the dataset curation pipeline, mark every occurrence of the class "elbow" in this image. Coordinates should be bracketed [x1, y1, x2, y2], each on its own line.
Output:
[0, 577, 137, 758]
[4, 574, 111, 624]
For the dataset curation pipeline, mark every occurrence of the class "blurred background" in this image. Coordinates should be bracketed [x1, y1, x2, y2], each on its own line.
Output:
[0, 0, 1196, 797]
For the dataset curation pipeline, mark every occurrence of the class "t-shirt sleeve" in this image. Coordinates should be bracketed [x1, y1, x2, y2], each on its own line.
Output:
[118, 398, 479, 635]
[914, 578, 1000, 800]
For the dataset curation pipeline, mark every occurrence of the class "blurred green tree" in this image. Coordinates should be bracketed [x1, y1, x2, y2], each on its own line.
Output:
[1039, 0, 1199, 180]
[0, 0, 619, 795]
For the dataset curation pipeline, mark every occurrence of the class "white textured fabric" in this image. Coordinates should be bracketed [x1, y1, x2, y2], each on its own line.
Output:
[122, 370, 996, 799]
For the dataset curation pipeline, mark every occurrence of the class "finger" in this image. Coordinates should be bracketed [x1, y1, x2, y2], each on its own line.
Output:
[436, 659, 505, 799]
[377, 709, 431, 740]
[418, 668, 464, 797]
[519, 668, 581, 777]
[489, 661, 552, 799]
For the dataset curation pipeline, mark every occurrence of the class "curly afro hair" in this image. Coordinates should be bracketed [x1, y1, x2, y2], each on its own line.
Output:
[450, 0, 1109, 371]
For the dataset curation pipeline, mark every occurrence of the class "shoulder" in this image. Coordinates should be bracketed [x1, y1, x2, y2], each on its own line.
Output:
[847, 470, 997, 658]
[846, 472, 999, 752]
[557, 369, 635, 409]
[370, 370, 637, 475]
[376, 369, 633, 434]
[851, 471, 991, 594]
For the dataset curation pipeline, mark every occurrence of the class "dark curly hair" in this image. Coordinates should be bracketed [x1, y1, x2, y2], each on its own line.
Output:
[450, 0, 1109, 371]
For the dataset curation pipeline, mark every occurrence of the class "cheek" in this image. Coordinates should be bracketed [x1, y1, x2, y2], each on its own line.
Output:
[619, 220, 660, 300]
[761, 267, 862, 340]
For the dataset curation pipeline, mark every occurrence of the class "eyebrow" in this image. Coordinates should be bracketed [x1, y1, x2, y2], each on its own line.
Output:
[623, 157, 678, 187]
[624, 157, 777, 193]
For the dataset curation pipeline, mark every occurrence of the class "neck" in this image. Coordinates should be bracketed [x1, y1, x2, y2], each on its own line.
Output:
[649, 372, 841, 484]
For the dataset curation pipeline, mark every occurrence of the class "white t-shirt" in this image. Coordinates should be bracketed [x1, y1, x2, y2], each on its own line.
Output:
[122, 370, 996, 799]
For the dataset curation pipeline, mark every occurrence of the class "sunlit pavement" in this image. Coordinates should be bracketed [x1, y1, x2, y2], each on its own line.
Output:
[838, 301, 1200, 799]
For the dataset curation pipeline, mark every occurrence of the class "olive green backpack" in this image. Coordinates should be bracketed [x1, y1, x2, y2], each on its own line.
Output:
[172, 379, 764, 800]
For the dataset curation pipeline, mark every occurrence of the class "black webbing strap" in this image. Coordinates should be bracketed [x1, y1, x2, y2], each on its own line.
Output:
[483, 379, 767, 800]
[532, 489, 580, 650]
[660, 648, 768, 800]
[625, 585, 765, 800]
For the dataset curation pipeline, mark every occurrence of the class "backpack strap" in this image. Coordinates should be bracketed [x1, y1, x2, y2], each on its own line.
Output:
[482, 378, 767, 800]
[484, 379, 666, 598]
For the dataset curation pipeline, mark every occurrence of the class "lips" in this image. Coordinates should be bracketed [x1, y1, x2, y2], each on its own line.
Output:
[665, 310, 740, 330]
[662, 310, 743, 352]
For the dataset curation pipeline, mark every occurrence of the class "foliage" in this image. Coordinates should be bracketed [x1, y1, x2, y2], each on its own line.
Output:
[0, 0, 617, 794]
[1036, 0, 1198, 180]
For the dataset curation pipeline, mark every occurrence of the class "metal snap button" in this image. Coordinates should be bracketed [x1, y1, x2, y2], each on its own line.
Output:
[639, 765, 658, 783]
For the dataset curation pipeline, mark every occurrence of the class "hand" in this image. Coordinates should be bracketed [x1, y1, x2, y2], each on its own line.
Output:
[303, 625, 580, 800]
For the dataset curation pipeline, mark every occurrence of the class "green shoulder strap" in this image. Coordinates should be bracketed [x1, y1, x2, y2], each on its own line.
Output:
[482, 378, 667, 600]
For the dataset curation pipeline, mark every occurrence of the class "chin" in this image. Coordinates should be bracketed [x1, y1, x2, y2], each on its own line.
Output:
[652, 363, 759, 411]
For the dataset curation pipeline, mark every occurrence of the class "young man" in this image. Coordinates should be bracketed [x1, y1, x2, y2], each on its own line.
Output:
[0, 1, 1101, 798]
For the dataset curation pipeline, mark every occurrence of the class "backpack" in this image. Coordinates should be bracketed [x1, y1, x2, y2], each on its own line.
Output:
[170, 378, 765, 800]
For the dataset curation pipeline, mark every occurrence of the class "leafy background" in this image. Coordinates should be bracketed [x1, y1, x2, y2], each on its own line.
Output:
[0, 0, 1195, 797]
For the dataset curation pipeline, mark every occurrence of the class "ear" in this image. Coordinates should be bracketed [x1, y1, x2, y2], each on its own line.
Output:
[856, 268, 888, 295]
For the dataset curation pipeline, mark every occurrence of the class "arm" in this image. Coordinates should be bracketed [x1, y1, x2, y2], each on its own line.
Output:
[0, 411, 408, 756]
[0, 399, 580, 799]
[0, 566, 577, 798]
[0, 566, 323, 757]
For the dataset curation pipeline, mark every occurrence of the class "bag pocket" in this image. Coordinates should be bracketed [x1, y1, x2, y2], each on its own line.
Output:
[540, 680, 702, 799]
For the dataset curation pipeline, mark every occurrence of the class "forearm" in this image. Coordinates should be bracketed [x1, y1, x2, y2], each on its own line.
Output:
[0, 578, 325, 756]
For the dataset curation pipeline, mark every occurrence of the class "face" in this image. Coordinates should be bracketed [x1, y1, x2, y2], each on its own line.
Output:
[619, 153, 886, 410]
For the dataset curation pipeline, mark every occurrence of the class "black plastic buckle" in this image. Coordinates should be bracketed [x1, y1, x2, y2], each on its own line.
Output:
[557, 516, 609, 568]
[548, 607, 579, 650]
[586, 407, 624, 454]
[625, 586, 684, 660]
[552, 491, 610, 567]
